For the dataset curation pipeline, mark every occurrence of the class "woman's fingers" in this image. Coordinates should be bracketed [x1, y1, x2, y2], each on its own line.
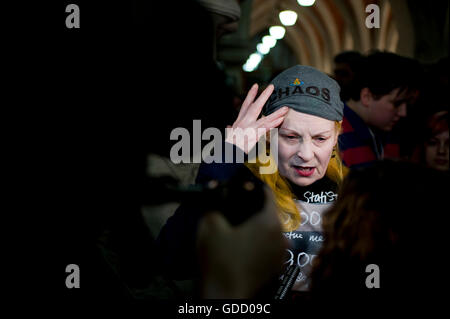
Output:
[230, 84, 282, 146]
[236, 83, 258, 122]
[226, 105, 287, 153]
[255, 84, 275, 106]
[257, 106, 288, 129]
[267, 116, 286, 128]
[246, 84, 274, 122]
[263, 106, 289, 122]
[247, 84, 275, 119]
[259, 117, 285, 133]
[254, 116, 285, 141]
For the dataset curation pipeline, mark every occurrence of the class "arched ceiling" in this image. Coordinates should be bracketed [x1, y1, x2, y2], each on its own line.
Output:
[249, 0, 413, 73]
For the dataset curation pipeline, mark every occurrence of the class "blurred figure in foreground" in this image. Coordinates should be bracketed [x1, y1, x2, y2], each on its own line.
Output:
[197, 187, 287, 298]
[309, 160, 447, 310]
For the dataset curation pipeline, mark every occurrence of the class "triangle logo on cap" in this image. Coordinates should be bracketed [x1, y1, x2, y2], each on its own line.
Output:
[290, 78, 304, 86]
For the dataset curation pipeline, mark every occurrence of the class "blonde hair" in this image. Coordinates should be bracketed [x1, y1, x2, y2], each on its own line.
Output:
[245, 121, 348, 232]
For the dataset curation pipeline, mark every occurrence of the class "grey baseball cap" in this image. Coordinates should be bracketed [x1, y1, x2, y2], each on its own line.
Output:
[263, 65, 344, 121]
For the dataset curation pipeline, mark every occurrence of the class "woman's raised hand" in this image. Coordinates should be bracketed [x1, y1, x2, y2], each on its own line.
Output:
[225, 84, 288, 153]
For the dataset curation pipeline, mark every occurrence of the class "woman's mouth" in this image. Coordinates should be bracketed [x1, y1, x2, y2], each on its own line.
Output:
[293, 165, 315, 177]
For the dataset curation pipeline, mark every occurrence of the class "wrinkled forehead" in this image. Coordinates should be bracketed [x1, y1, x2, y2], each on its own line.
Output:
[280, 109, 335, 133]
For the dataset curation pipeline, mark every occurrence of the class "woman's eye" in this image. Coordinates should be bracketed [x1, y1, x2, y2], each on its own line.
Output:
[315, 137, 327, 142]
[427, 139, 438, 146]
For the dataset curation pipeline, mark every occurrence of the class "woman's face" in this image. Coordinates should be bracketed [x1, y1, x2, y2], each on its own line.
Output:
[425, 130, 449, 171]
[277, 109, 338, 186]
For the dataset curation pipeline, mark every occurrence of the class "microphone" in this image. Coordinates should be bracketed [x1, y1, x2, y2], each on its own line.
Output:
[274, 264, 300, 299]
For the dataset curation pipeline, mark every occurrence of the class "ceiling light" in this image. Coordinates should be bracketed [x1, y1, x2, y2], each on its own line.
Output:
[297, 0, 315, 6]
[243, 63, 253, 72]
[269, 26, 286, 39]
[279, 10, 298, 26]
[262, 35, 277, 48]
[257, 43, 270, 55]
[247, 53, 262, 68]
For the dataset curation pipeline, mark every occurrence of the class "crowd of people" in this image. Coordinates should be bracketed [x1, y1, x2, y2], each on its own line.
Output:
[59, 0, 448, 314]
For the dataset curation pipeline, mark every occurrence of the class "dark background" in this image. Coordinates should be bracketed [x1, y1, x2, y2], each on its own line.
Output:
[4, 0, 448, 311]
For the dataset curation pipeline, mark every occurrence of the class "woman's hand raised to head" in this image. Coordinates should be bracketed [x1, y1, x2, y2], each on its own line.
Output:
[225, 84, 288, 154]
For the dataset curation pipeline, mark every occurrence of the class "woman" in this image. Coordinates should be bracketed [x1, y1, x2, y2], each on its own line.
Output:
[227, 65, 346, 292]
[412, 110, 448, 171]
[156, 65, 346, 295]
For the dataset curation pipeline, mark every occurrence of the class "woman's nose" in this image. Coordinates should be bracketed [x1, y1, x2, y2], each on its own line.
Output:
[297, 142, 314, 162]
